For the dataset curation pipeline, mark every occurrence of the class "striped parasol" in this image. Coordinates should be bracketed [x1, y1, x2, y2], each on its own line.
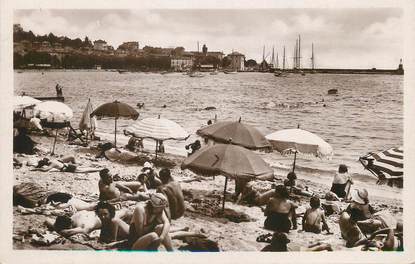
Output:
[359, 146, 403, 187]
[124, 115, 189, 158]
[124, 116, 189, 141]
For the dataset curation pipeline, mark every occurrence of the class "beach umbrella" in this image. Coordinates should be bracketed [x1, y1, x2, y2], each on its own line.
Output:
[196, 118, 272, 151]
[90, 100, 139, 147]
[33, 101, 74, 155]
[124, 115, 189, 158]
[265, 128, 333, 172]
[359, 146, 403, 188]
[14, 95, 41, 112]
[181, 143, 273, 211]
[79, 99, 97, 141]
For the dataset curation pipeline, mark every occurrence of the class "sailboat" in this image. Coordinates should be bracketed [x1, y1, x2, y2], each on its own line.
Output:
[275, 46, 288, 77]
[189, 41, 205, 77]
[310, 43, 316, 74]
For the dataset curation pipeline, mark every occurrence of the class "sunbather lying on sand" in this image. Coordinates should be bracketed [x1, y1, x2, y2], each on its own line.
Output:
[99, 169, 149, 203]
[260, 232, 332, 252]
[45, 207, 130, 237]
[352, 221, 403, 251]
[44, 192, 98, 212]
[128, 193, 173, 251]
[301, 196, 331, 234]
[31, 155, 101, 173]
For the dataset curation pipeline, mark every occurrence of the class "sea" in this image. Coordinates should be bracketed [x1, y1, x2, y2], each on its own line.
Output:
[14, 70, 403, 197]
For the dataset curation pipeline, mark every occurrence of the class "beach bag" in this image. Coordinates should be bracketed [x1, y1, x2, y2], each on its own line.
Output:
[13, 182, 48, 208]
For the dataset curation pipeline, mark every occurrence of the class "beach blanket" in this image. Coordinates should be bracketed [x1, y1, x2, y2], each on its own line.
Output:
[13, 182, 49, 208]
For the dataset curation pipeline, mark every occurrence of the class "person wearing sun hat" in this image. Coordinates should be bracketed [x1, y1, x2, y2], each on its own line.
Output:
[128, 193, 173, 251]
[345, 188, 376, 222]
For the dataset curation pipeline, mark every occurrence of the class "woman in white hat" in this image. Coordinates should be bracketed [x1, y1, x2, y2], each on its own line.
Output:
[128, 193, 173, 251]
[346, 188, 375, 222]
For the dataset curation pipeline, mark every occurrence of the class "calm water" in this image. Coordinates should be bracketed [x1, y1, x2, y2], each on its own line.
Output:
[15, 70, 403, 185]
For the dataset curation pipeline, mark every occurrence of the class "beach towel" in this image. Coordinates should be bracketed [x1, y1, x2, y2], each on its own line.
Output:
[13, 182, 49, 208]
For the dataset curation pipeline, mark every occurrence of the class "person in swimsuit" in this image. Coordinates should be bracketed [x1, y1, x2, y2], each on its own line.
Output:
[302, 196, 331, 234]
[44, 192, 98, 212]
[128, 193, 173, 251]
[283, 172, 313, 197]
[345, 188, 376, 231]
[339, 207, 365, 247]
[96, 202, 130, 243]
[157, 168, 185, 220]
[264, 185, 298, 233]
[141, 162, 162, 189]
[353, 221, 403, 251]
[31, 156, 101, 173]
[330, 164, 353, 199]
[45, 205, 129, 237]
[99, 169, 149, 203]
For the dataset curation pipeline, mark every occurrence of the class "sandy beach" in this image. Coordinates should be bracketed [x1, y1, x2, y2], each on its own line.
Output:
[12, 132, 403, 251]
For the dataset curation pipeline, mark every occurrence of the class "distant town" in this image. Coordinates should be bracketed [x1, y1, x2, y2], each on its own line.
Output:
[13, 24, 403, 75]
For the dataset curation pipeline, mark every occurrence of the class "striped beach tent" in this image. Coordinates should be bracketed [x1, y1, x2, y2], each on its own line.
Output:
[359, 146, 403, 187]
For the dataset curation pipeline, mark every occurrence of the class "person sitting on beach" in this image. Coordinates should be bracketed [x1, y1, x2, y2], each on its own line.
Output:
[13, 127, 37, 155]
[141, 162, 162, 189]
[283, 172, 313, 197]
[157, 168, 185, 220]
[301, 196, 331, 234]
[339, 207, 366, 247]
[345, 188, 376, 222]
[31, 156, 101, 173]
[128, 193, 173, 251]
[126, 136, 144, 152]
[99, 169, 149, 203]
[264, 185, 298, 233]
[96, 201, 130, 243]
[185, 140, 201, 156]
[330, 164, 353, 200]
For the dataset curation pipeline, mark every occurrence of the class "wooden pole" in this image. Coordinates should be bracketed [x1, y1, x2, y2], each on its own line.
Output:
[114, 118, 117, 147]
[222, 176, 228, 213]
[155, 140, 158, 160]
[51, 128, 58, 155]
[292, 150, 297, 172]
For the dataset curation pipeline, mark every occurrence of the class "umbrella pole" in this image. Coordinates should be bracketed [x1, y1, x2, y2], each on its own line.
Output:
[155, 140, 158, 160]
[114, 118, 117, 147]
[292, 151, 297, 172]
[222, 177, 228, 213]
[51, 128, 58, 155]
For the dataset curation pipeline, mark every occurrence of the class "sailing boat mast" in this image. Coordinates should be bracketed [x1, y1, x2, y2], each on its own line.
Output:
[271, 46, 275, 68]
[311, 43, 315, 70]
[283, 46, 286, 70]
[298, 35, 301, 69]
[276, 52, 279, 69]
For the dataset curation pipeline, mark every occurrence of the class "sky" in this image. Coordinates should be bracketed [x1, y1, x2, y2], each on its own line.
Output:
[14, 8, 404, 69]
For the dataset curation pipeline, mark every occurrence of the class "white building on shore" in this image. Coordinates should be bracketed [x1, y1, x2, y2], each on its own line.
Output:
[228, 51, 245, 71]
[171, 57, 193, 71]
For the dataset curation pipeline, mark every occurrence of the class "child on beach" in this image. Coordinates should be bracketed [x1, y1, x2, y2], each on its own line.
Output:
[283, 172, 313, 197]
[302, 196, 331, 234]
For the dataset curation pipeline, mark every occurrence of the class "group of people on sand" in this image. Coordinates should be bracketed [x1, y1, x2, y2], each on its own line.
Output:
[237, 164, 403, 252]
[38, 160, 186, 251]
